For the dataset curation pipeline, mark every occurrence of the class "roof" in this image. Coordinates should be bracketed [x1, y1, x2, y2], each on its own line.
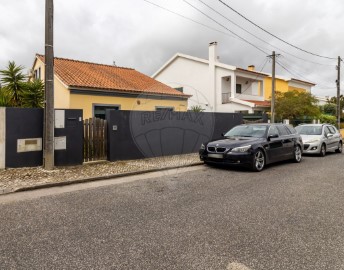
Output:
[244, 100, 271, 107]
[236, 68, 268, 77]
[152, 53, 314, 86]
[152, 53, 237, 78]
[36, 54, 189, 98]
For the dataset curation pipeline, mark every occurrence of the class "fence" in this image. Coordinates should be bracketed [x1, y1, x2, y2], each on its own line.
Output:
[83, 118, 107, 162]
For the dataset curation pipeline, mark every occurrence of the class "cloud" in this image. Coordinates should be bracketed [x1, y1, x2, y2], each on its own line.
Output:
[0, 0, 343, 97]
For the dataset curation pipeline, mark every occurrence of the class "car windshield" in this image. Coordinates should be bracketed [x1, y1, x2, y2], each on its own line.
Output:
[224, 125, 268, 138]
[295, 125, 322, 135]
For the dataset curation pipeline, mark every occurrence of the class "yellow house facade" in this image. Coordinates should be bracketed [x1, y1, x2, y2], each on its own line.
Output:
[246, 65, 316, 101]
[32, 55, 190, 119]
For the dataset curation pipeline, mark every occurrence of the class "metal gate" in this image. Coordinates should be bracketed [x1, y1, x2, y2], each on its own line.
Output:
[83, 118, 107, 162]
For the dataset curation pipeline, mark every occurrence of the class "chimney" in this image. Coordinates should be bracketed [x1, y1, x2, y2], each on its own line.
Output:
[209, 41, 218, 62]
[248, 65, 255, 71]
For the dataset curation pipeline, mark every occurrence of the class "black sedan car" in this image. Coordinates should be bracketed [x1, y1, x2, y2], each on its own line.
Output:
[199, 123, 303, 171]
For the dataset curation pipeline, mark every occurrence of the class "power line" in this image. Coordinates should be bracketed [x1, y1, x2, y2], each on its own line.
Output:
[195, 0, 335, 67]
[142, 0, 237, 39]
[217, 0, 337, 60]
[182, 0, 270, 55]
[277, 58, 336, 89]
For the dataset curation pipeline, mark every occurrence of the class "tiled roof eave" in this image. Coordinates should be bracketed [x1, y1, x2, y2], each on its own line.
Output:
[68, 85, 191, 98]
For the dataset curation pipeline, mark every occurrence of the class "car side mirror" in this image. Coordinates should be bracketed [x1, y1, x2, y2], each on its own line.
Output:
[221, 133, 225, 137]
[268, 134, 279, 141]
[327, 133, 333, 138]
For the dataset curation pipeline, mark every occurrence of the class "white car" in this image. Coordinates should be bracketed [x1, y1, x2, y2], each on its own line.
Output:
[295, 124, 342, 156]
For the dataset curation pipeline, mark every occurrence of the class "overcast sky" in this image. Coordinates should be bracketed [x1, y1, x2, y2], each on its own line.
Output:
[1, 0, 343, 97]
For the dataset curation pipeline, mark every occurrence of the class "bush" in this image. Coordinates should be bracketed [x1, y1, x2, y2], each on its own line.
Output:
[318, 114, 336, 125]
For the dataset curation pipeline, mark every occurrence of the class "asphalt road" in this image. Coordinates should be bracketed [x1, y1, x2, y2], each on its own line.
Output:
[1, 153, 344, 270]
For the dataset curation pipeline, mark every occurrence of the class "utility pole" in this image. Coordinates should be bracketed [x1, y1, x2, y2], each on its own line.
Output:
[268, 51, 279, 123]
[44, 0, 54, 170]
[336, 56, 341, 130]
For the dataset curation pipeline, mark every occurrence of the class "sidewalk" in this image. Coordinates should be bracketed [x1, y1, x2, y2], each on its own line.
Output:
[0, 153, 202, 194]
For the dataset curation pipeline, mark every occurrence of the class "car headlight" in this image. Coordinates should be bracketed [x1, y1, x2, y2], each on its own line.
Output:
[306, 139, 320, 144]
[230, 145, 252, 153]
[200, 143, 206, 150]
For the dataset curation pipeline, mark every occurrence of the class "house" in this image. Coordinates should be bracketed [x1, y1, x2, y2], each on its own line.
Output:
[31, 55, 190, 119]
[152, 42, 315, 114]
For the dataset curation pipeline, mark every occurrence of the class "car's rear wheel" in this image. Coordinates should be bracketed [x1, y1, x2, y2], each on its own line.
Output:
[320, 143, 326, 157]
[252, 149, 265, 172]
[293, 145, 302, 163]
[335, 141, 343, 153]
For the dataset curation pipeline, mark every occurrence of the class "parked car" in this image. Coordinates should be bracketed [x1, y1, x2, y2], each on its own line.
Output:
[199, 123, 303, 172]
[295, 124, 342, 156]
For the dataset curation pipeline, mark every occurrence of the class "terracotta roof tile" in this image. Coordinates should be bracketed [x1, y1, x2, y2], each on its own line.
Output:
[36, 55, 189, 98]
[244, 100, 271, 107]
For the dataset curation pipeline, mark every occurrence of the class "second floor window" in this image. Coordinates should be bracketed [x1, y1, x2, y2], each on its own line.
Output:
[236, 84, 242, 94]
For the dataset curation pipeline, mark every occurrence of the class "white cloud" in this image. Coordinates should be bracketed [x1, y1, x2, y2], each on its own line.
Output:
[0, 0, 343, 96]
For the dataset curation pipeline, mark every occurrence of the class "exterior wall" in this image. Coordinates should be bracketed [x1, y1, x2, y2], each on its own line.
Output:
[0, 108, 5, 169]
[54, 77, 70, 108]
[216, 103, 254, 113]
[215, 66, 235, 109]
[264, 77, 289, 99]
[1, 108, 83, 168]
[70, 93, 187, 119]
[288, 81, 311, 92]
[106, 110, 243, 161]
[154, 57, 211, 112]
[33, 58, 70, 109]
[264, 77, 312, 100]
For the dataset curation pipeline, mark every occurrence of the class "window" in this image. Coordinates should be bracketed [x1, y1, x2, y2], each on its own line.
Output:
[34, 68, 41, 80]
[328, 125, 337, 134]
[155, 106, 174, 111]
[276, 125, 289, 136]
[236, 84, 242, 94]
[285, 125, 297, 134]
[268, 126, 279, 136]
[93, 105, 120, 119]
[174, 87, 183, 93]
[324, 126, 332, 136]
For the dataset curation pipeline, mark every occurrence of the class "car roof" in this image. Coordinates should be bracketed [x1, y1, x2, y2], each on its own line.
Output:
[297, 124, 328, 127]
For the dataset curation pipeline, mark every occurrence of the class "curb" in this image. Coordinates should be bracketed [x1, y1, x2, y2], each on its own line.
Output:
[3, 162, 204, 195]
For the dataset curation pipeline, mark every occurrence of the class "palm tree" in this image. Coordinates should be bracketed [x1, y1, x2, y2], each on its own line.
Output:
[0, 61, 27, 107]
[21, 79, 45, 108]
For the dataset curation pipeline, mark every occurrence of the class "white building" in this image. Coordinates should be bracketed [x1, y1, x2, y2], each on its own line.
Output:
[153, 42, 269, 113]
[153, 42, 314, 114]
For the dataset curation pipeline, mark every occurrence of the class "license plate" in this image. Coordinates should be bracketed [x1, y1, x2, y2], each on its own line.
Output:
[208, 153, 223, 159]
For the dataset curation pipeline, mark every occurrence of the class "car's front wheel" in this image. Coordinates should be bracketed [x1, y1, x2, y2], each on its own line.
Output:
[252, 149, 265, 172]
[293, 145, 302, 163]
[335, 141, 343, 153]
[320, 143, 326, 157]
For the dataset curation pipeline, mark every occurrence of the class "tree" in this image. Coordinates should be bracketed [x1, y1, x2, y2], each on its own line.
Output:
[319, 103, 336, 116]
[275, 90, 320, 121]
[189, 105, 205, 112]
[328, 95, 344, 109]
[0, 86, 12, 107]
[0, 61, 27, 107]
[20, 79, 45, 108]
